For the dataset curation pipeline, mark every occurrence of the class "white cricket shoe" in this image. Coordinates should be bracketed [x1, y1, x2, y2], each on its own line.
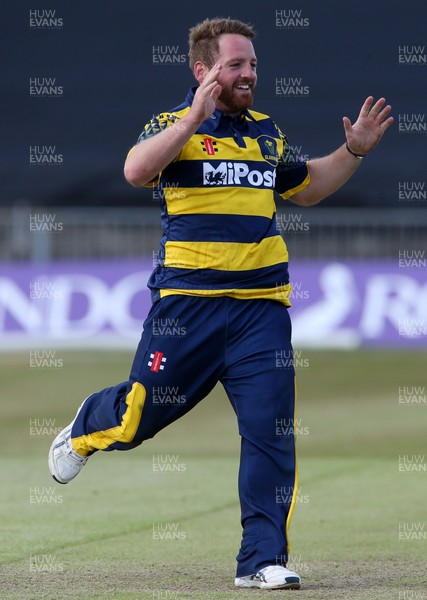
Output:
[235, 565, 301, 590]
[48, 403, 89, 484]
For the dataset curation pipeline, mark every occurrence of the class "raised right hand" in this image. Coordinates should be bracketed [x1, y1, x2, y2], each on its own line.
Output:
[189, 64, 222, 123]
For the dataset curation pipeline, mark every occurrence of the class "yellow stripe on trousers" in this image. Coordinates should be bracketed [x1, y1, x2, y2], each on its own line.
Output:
[71, 382, 146, 455]
[285, 376, 299, 555]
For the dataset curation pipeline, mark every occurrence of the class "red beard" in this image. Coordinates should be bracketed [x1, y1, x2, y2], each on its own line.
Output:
[217, 83, 255, 113]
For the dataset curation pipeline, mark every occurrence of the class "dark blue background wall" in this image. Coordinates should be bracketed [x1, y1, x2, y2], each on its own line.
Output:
[3, 0, 427, 206]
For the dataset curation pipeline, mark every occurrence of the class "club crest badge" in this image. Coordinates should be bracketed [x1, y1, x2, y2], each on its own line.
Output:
[257, 135, 279, 166]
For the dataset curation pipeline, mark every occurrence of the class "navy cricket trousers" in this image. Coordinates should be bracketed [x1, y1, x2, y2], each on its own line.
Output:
[71, 295, 298, 577]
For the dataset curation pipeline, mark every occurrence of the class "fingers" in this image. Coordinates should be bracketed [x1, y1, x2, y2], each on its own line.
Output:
[200, 80, 222, 103]
[203, 80, 220, 94]
[370, 100, 393, 130]
[344, 96, 393, 154]
[199, 64, 223, 102]
[369, 97, 387, 119]
[376, 103, 392, 122]
[191, 65, 223, 122]
[380, 116, 394, 131]
[360, 96, 393, 123]
[200, 63, 222, 88]
[197, 64, 222, 102]
[211, 83, 222, 102]
[359, 96, 373, 118]
[342, 116, 352, 133]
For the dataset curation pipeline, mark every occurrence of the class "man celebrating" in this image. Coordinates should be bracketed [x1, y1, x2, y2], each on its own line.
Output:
[49, 18, 393, 590]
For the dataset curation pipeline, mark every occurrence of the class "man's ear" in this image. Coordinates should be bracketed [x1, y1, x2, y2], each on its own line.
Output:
[193, 61, 208, 84]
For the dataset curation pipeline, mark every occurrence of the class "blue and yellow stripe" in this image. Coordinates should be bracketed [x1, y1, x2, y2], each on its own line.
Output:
[134, 87, 310, 306]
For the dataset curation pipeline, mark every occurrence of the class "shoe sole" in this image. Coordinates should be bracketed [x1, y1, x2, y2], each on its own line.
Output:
[48, 425, 73, 484]
[48, 397, 89, 484]
[260, 581, 301, 590]
[235, 579, 301, 590]
[52, 474, 67, 485]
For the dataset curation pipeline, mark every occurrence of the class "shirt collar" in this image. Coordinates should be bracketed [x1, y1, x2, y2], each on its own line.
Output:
[186, 87, 256, 131]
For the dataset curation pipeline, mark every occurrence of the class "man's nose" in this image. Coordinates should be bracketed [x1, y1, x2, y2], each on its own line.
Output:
[240, 63, 255, 79]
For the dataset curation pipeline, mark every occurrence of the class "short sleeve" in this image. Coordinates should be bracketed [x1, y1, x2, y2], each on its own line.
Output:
[127, 112, 180, 188]
[274, 124, 310, 200]
[136, 112, 179, 143]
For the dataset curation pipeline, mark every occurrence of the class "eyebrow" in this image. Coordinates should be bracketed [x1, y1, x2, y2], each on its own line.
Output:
[224, 57, 258, 64]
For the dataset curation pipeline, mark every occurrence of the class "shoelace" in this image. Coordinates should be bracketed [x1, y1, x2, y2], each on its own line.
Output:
[67, 449, 88, 466]
[64, 436, 88, 465]
[255, 566, 288, 583]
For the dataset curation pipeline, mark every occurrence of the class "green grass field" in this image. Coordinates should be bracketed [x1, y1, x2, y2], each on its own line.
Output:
[0, 350, 426, 599]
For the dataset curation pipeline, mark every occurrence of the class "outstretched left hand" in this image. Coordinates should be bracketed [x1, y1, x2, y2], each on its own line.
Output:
[343, 97, 394, 156]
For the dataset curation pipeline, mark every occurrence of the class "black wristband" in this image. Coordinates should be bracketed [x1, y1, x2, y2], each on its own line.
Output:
[346, 143, 366, 159]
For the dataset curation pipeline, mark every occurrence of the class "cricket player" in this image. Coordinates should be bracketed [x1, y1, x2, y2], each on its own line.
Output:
[49, 17, 393, 590]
